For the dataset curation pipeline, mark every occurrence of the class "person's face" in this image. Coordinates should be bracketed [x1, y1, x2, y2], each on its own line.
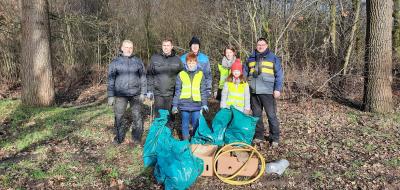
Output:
[187, 60, 198, 71]
[191, 44, 200, 54]
[162, 41, 173, 55]
[121, 42, 133, 56]
[256, 40, 268, 53]
[225, 49, 235, 60]
[232, 70, 241, 78]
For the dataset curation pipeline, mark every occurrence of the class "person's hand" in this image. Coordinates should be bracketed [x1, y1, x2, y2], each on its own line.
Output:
[139, 94, 145, 102]
[273, 90, 281, 99]
[244, 108, 252, 115]
[172, 106, 178, 114]
[108, 97, 115, 106]
[146, 92, 154, 100]
[202, 105, 209, 113]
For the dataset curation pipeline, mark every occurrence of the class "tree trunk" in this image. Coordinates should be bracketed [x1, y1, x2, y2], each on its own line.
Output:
[343, 0, 361, 75]
[364, 0, 393, 113]
[329, 0, 337, 56]
[20, 0, 54, 106]
[393, 0, 400, 59]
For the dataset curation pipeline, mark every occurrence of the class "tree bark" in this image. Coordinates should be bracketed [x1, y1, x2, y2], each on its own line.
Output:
[343, 0, 361, 75]
[329, 0, 337, 56]
[393, 0, 400, 58]
[364, 0, 393, 113]
[21, 0, 55, 106]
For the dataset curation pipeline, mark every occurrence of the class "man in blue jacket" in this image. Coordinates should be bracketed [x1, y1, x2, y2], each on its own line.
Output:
[107, 40, 147, 145]
[180, 36, 212, 97]
[245, 38, 284, 147]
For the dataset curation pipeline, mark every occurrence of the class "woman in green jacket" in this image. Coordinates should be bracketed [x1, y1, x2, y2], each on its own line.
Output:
[215, 45, 237, 101]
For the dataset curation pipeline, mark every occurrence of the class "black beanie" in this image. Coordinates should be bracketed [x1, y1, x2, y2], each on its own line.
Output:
[189, 36, 200, 47]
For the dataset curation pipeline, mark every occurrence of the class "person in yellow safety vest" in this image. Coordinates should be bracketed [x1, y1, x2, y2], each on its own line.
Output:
[172, 52, 208, 140]
[215, 45, 237, 101]
[220, 59, 251, 114]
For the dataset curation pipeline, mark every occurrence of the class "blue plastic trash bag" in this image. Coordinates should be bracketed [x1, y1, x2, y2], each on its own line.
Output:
[224, 106, 258, 145]
[191, 108, 232, 145]
[210, 108, 232, 145]
[154, 139, 203, 190]
[143, 109, 170, 167]
[143, 109, 203, 190]
[190, 113, 214, 144]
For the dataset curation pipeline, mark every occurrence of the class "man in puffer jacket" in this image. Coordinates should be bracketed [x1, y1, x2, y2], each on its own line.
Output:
[245, 37, 284, 148]
[107, 40, 147, 145]
[147, 38, 183, 117]
[180, 36, 212, 97]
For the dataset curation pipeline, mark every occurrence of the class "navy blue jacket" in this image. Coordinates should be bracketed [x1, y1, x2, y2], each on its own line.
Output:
[172, 68, 208, 111]
[108, 54, 147, 97]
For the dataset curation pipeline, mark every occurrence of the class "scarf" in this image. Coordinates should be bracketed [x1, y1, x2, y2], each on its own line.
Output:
[221, 56, 236, 68]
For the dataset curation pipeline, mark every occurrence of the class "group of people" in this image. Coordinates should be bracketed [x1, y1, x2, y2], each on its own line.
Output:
[107, 36, 284, 148]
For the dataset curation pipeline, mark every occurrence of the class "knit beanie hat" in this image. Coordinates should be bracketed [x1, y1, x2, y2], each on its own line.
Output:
[231, 59, 242, 74]
[189, 36, 201, 47]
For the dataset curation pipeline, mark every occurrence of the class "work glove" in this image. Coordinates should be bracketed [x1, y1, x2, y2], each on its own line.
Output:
[139, 94, 145, 102]
[108, 97, 115, 106]
[146, 92, 154, 100]
[201, 105, 209, 113]
[172, 106, 178, 114]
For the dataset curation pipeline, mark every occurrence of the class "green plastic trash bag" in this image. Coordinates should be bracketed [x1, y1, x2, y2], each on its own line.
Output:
[211, 108, 233, 146]
[224, 106, 259, 145]
[191, 108, 232, 145]
[154, 139, 203, 190]
[143, 109, 170, 167]
[190, 113, 214, 144]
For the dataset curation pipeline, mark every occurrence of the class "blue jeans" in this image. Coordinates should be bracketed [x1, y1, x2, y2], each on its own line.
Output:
[181, 111, 200, 139]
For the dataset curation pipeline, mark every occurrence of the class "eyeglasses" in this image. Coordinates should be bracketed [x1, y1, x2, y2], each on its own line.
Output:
[257, 43, 267, 47]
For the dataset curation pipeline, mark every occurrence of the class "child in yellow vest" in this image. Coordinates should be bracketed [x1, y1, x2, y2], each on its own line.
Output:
[220, 59, 251, 114]
[172, 52, 208, 140]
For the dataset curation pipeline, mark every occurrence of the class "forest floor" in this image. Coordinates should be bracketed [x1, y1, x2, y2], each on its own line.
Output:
[0, 84, 399, 190]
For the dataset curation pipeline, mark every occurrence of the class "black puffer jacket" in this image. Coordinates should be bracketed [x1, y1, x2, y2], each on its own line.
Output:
[147, 50, 183, 96]
[108, 54, 147, 97]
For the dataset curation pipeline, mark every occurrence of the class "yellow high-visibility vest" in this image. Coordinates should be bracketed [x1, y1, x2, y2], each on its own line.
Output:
[248, 61, 274, 76]
[226, 82, 248, 107]
[179, 71, 203, 101]
[218, 64, 230, 89]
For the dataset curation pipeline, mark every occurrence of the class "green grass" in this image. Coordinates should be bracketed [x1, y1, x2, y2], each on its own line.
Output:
[0, 99, 118, 188]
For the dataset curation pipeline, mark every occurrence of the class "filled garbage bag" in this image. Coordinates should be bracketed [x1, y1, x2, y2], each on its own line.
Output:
[191, 108, 232, 145]
[143, 109, 170, 167]
[211, 108, 233, 145]
[143, 109, 203, 190]
[224, 106, 259, 145]
[154, 139, 203, 190]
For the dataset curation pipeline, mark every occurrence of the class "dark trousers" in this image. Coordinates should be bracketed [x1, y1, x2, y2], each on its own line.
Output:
[216, 89, 222, 101]
[153, 96, 173, 117]
[250, 93, 280, 142]
[114, 96, 143, 144]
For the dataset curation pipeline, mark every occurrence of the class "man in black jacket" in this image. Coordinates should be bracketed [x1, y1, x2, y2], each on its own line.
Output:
[107, 40, 147, 145]
[147, 38, 184, 117]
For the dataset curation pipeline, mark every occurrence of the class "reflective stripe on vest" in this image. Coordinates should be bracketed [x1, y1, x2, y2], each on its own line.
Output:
[179, 71, 203, 101]
[248, 61, 274, 76]
[226, 82, 247, 107]
[218, 64, 230, 89]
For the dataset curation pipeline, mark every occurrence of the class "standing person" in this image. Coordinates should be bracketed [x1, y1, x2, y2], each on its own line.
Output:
[172, 52, 208, 140]
[180, 36, 212, 97]
[147, 38, 183, 117]
[215, 45, 237, 101]
[245, 37, 284, 147]
[107, 40, 147, 145]
[220, 59, 251, 114]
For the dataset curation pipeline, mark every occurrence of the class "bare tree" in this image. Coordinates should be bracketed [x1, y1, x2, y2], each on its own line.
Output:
[364, 0, 393, 113]
[20, 0, 54, 106]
